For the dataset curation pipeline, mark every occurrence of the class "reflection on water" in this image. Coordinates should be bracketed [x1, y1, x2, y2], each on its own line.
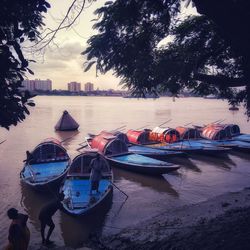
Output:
[113, 168, 179, 197]
[191, 154, 236, 170]
[0, 96, 250, 248]
[60, 193, 112, 248]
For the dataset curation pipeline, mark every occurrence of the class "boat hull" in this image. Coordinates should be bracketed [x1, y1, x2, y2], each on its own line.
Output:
[20, 160, 70, 192]
[61, 178, 113, 217]
[144, 141, 230, 156]
[128, 145, 187, 160]
[20, 169, 68, 192]
[107, 153, 180, 175]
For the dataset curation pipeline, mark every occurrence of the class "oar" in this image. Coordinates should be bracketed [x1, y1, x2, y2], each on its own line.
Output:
[0, 140, 6, 145]
[110, 181, 129, 199]
[60, 132, 80, 143]
[216, 119, 226, 124]
[111, 125, 126, 132]
[135, 125, 150, 130]
[184, 122, 192, 126]
[76, 144, 88, 152]
[158, 119, 172, 127]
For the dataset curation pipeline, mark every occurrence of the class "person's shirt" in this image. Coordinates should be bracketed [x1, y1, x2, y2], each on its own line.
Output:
[8, 221, 22, 248]
[18, 213, 28, 228]
[39, 199, 62, 220]
[90, 158, 103, 181]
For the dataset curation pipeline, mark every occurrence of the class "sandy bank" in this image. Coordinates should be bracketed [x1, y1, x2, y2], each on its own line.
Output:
[28, 187, 250, 249]
[94, 187, 250, 250]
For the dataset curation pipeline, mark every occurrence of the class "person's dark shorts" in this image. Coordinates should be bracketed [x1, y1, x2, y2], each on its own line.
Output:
[91, 181, 99, 190]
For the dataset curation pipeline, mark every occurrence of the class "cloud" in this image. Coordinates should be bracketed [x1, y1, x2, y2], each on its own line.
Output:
[46, 41, 85, 61]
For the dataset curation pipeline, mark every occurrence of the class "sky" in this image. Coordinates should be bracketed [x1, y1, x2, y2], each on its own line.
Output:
[25, 0, 196, 91]
[25, 0, 121, 90]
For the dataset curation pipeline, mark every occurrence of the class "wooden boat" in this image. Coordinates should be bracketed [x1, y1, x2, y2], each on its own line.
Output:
[20, 138, 70, 191]
[86, 134, 180, 175]
[126, 129, 230, 155]
[199, 123, 250, 151]
[88, 130, 187, 160]
[232, 134, 250, 143]
[128, 145, 187, 160]
[60, 152, 113, 216]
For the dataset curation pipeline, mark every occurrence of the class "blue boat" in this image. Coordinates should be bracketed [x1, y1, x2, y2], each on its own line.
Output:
[128, 145, 187, 160]
[126, 128, 229, 156]
[88, 131, 187, 160]
[144, 140, 230, 156]
[87, 134, 180, 175]
[108, 152, 180, 175]
[200, 123, 250, 152]
[20, 138, 70, 191]
[60, 152, 113, 216]
[232, 134, 250, 143]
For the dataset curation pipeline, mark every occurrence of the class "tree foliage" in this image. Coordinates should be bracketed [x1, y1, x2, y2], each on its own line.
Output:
[0, 0, 50, 129]
[83, 0, 250, 116]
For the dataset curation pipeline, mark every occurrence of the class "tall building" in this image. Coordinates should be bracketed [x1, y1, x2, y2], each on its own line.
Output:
[84, 82, 94, 92]
[68, 81, 81, 92]
[22, 79, 52, 91]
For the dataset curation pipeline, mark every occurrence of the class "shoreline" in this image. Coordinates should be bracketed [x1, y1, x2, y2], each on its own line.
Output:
[28, 187, 250, 249]
[92, 187, 250, 249]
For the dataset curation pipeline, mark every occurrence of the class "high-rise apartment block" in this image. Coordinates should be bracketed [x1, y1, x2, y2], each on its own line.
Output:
[22, 79, 52, 91]
[84, 82, 94, 92]
[68, 82, 81, 92]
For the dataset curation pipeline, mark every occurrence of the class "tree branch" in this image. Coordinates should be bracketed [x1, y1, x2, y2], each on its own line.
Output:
[193, 73, 246, 87]
[24, 0, 87, 51]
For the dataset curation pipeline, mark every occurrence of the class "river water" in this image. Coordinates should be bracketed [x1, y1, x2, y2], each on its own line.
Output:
[0, 96, 249, 248]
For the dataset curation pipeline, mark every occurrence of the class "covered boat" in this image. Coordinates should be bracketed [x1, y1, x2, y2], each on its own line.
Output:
[60, 152, 113, 216]
[201, 124, 227, 140]
[20, 138, 70, 191]
[55, 110, 79, 131]
[176, 126, 201, 140]
[126, 129, 151, 144]
[126, 128, 226, 155]
[88, 134, 180, 175]
[100, 130, 129, 144]
[220, 124, 250, 143]
[200, 124, 250, 151]
[88, 131, 185, 160]
[147, 140, 230, 155]
[149, 127, 180, 143]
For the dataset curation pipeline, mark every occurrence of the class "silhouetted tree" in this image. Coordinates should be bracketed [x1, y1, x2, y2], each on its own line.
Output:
[0, 0, 50, 129]
[83, 0, 250, 117]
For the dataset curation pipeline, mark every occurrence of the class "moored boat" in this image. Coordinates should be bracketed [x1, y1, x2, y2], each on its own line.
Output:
[128, 145, 186, 160]
[60, 152, 113, 216]
[86, 134, 180, 175]
[87, 130, 187, 160]
[200, 123, 250, 152]
[126, 128, 229, 156]
[20, 138, 70, 191]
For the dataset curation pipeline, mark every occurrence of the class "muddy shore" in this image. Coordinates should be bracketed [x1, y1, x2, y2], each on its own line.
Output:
[30, 187, 250, 249]
[93, 187, 250, 250]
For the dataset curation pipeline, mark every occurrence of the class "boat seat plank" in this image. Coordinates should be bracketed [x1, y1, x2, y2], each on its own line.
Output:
[63, 179, 110, 208]
[23, 161, 68, 182]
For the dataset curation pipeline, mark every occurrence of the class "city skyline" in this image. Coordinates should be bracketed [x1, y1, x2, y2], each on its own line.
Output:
[22, 78, 122, 92]
[25, 1, 121, 91]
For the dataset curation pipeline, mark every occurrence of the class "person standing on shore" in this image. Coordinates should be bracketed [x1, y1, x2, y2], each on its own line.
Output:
[38, 193, 65, 245]
[90, 154, 104, 195]
[6, 208, 30, 250]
